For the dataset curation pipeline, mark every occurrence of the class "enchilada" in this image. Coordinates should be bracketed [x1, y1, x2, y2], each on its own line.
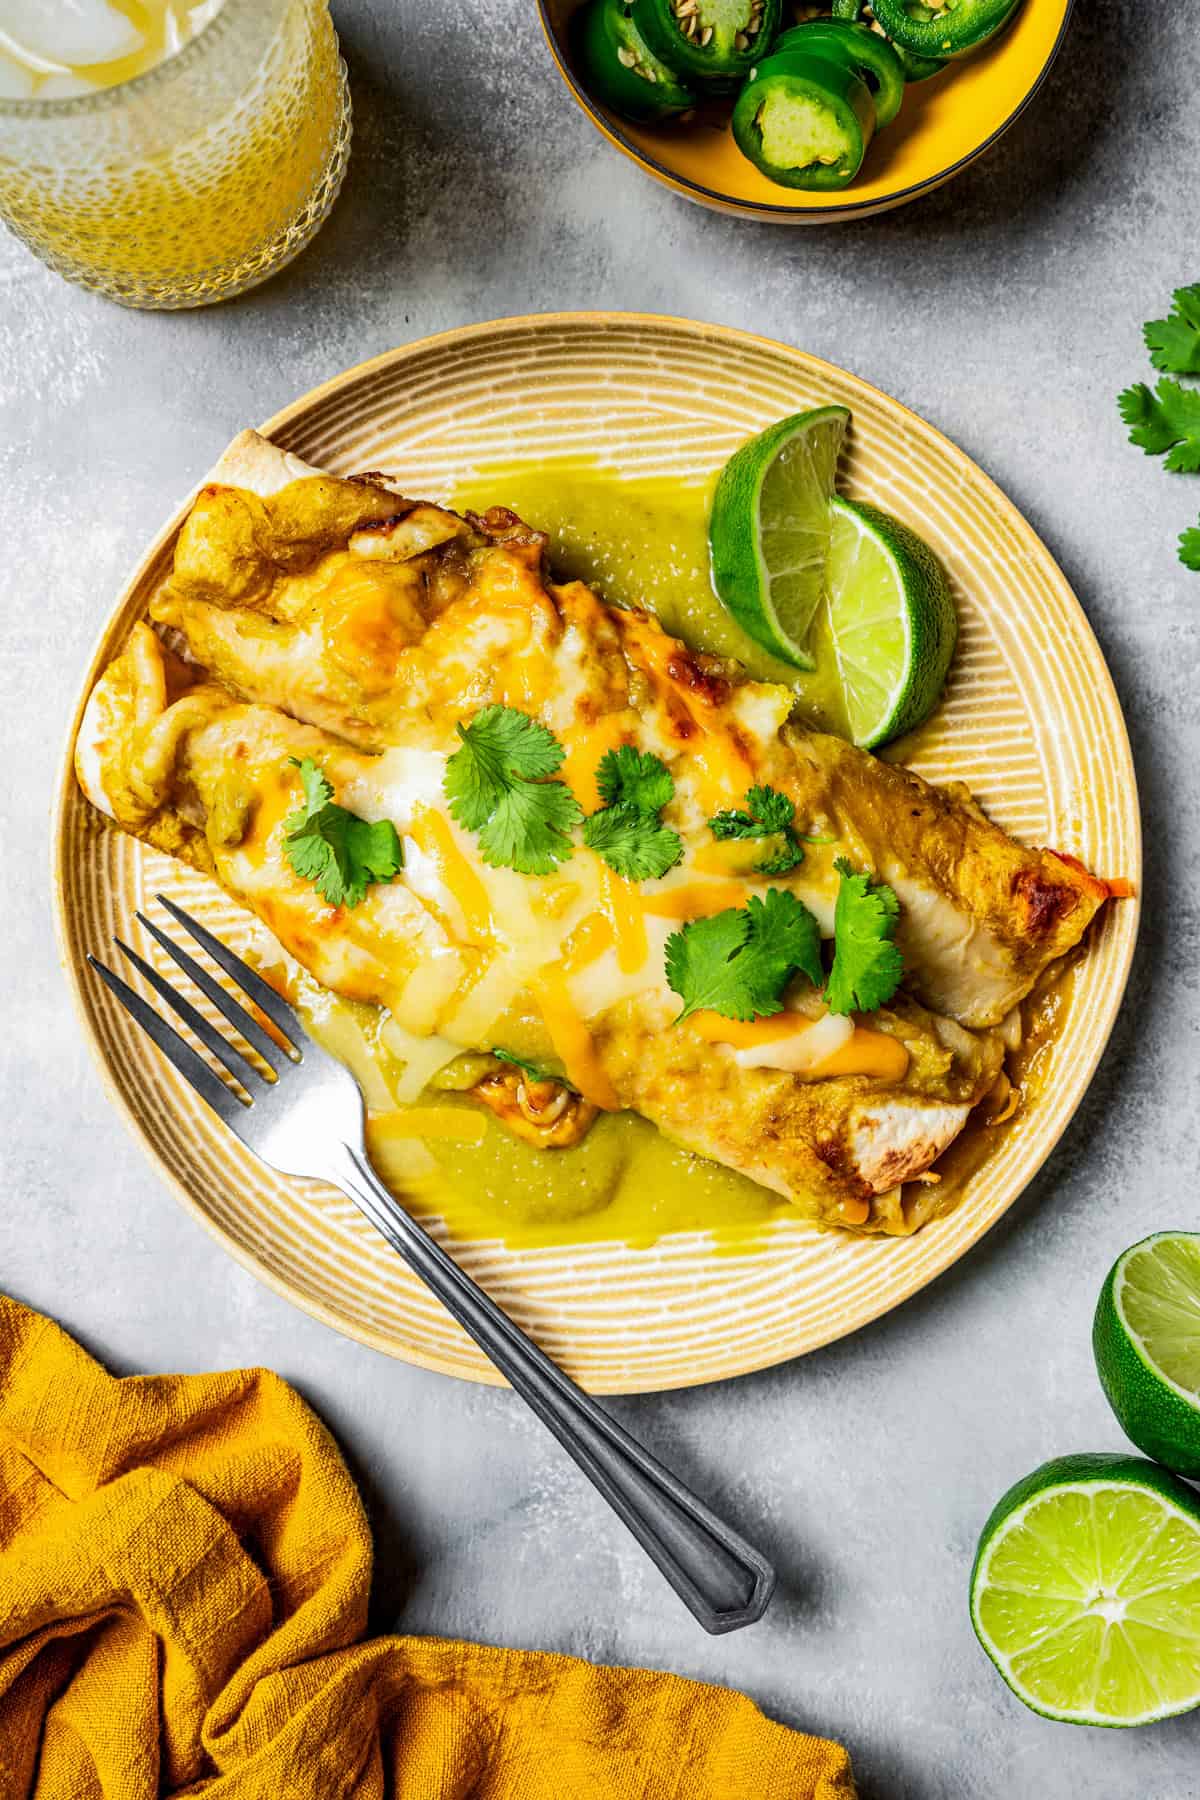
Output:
[75, 432, 1120, 1234]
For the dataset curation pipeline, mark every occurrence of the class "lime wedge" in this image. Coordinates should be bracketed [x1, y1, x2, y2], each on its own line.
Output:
[1094, 1231, 1200, 1477]
[708, 405, 849, 671]
[819, 494, 956, 749]
[971, 1454, 1200, 1726]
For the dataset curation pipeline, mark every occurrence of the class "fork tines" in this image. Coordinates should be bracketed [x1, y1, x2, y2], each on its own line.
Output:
[87, 897, 306, 1119]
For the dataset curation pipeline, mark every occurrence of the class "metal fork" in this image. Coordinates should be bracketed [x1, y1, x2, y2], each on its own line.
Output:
[88, 896, 776, 1635]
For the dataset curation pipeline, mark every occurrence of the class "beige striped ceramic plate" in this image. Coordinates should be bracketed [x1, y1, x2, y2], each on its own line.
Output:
[53, 314, 1140, 1394]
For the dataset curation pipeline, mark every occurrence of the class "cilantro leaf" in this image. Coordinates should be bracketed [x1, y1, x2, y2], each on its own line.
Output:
[708, 784, 805, 875]
[296, 759, 333, 814]
[743, 889, 823, 992]
[1180, 524, 1200, 572]
[478, 775, 582, 876]
[595, 745, 675, 815]
[1118, 379, 1200, 472]
[1118, 383, 1176, 455]
[283, 757, 404, 909]
[583, 745, 682, 882]
[665, 888, 822, 1024]
[824, 857, 904, 1016]
[665, 910, 753, 1023]
[445, 705, 567, 824]
[1145, 286, 1200, 375]
[583, 803, 683, 881]
[444, 706, 581, 875]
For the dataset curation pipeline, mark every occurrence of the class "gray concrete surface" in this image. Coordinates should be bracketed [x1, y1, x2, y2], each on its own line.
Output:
[2, 2, 1198, 1794]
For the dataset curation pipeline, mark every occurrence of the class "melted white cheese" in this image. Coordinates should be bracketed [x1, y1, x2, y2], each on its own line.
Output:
[733, 1013, 853, 1073]
[340, 746, 446, 831]
[378, 1018, 462, 1103]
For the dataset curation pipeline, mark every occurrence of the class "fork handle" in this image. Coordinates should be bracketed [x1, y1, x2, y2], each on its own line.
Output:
[331, 1143, 776, 1635]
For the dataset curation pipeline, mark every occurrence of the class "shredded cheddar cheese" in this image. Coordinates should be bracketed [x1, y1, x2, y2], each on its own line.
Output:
[410, 807, 494, 945]
[689, 1011, 812, 1047]
[813, 1028, 911, 1082]
[530, 968, 621, 1111]
[690, 1010, 911, 1081]
[559, 911, 616, 977]
[598, 864, 649, 974]
[691, 839, 778, 879]
[642, 882, 750, 921]
[368, 1107, 488, 1144]
[688, 735, 755, 815]
[562, 715, 632, 812]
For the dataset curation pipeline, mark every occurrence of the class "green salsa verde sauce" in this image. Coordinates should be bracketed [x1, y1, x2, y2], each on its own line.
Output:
[379, 1107, 793, 1252]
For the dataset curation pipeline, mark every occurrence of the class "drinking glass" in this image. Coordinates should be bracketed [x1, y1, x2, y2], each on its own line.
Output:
[0, 0, 351, 309]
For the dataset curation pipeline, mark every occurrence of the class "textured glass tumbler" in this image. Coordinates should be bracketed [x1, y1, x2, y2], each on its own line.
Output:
[0, 0, 351, 309]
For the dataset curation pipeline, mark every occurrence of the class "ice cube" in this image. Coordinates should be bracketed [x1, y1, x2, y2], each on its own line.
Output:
[36, 71, 102, 97]
[163, 4, 184, 56]
[160, 0, 221, 59]
[187, 0, 225, 36]
[0, 47, 35, 96]
[0, 0, 143, 69]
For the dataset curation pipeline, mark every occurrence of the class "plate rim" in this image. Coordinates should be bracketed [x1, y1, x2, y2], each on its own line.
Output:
[52, 310, 1141, 1392]
[535, 0, 1076, 222]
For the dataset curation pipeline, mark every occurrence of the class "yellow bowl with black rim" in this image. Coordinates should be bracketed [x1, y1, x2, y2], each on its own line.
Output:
[537, 0, 1073, 222]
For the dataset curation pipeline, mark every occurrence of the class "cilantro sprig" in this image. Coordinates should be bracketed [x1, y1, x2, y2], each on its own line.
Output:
[1120, 285, 1200, 572]
[582, 745, 683, 883]
[1145, 285, 1200, 375]
[665, 889, 823, 1023]
[584, 806, 683, 882]
[444, 705, 582, 875]
[282, 759, 404, 909]
[1118, 379, 1200, 473]
[708, 784, 805, 876]
[824, 858, 904, 1016]
[664, 858, 904, 1026]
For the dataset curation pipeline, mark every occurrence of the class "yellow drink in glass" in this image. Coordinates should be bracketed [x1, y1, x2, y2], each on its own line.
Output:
[0, 0, 351, 308]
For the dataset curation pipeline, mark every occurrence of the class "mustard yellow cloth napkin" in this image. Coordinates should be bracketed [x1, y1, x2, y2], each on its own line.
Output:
[0, 1298, 855, 1798]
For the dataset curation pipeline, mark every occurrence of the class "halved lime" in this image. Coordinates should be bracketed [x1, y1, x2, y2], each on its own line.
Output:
[1094, 1232, 1200, 1476]
[708, 405, 849, 671]
[971, 1453, 1200, 1727]
[819, 494, 956, 749]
